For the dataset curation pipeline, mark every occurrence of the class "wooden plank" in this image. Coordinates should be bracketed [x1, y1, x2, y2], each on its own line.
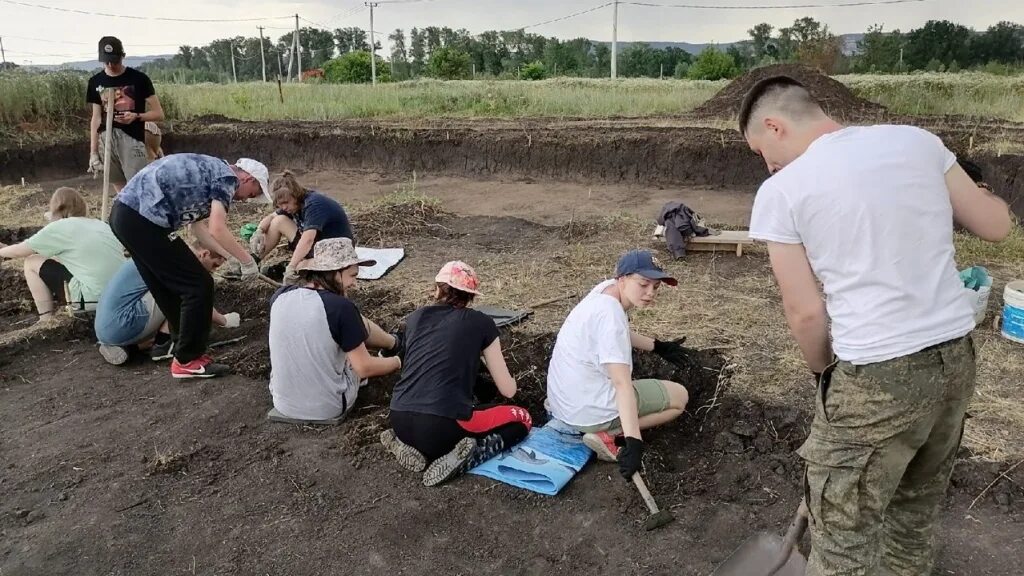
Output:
[689, 230, 753, 245]
[685, 230, 753, 256]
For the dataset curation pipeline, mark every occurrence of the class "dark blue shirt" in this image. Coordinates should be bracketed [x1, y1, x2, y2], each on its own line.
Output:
[279, 191, 354, 244]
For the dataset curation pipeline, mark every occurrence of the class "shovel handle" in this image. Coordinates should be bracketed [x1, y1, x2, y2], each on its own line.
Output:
[766, 500, 810, 576]
[631, 473, 661, 514]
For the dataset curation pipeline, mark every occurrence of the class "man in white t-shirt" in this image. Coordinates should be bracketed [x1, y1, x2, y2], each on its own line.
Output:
[740, 76, 1013, 576]
[547, 250, 693, 481]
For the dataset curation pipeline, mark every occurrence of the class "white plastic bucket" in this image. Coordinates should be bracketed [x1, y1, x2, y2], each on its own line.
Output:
[1002, 280, 1024, 344]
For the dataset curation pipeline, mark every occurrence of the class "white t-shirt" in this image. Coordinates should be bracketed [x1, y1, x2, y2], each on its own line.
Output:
[749, 124, 975, 365]
[546, 280, 633, 427]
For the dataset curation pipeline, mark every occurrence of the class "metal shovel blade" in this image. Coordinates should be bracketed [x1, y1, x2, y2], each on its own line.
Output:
[711, 532, 807, 576]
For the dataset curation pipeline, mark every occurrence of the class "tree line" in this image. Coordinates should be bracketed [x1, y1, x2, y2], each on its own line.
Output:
[138, 18, 1024, 83]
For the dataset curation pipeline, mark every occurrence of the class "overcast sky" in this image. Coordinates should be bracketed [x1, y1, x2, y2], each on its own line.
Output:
[2, 0, 1022, 65]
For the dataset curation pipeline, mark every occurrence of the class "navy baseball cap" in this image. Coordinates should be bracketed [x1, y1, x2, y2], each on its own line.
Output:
[615, 250, 678, 286]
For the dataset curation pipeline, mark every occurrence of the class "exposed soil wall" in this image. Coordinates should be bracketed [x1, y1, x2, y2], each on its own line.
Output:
[3, 119, 1023, 218]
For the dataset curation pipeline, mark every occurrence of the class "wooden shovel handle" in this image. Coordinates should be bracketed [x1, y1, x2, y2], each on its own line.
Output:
[631, 473, 661, 514]
[767, 500, 810, 576]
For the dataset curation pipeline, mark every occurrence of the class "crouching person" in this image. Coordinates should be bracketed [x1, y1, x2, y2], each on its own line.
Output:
[546, 250, 691, 480]
[94, 238, 242, 366]
[0, 187, 124, 323]
[381, 261, 532, 487]
[268, 238, 401, 422]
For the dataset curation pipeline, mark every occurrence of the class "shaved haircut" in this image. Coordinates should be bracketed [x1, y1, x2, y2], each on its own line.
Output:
[738, 76, 824, 135]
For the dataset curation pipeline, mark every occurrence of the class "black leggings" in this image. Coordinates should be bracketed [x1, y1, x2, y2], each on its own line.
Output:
[390, 406, 532, 466]
[38, 259, 72, 306]
[109, 201, 213, 364]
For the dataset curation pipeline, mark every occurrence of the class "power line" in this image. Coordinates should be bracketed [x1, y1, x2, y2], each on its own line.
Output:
[518, 2, 614, 31]
[0, 0, 293, 22]
[300, 16, 336, 31]
[0, 33, 181, 47]
[622, 0, 929, 9]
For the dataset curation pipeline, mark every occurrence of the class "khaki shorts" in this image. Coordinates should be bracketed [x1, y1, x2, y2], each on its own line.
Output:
[577, 379, 671, 433]
[99, 128, 149, 183]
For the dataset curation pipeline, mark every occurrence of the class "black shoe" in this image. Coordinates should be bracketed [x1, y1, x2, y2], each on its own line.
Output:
[380, 330, 404, 359]
[151, 340, 174, 362]
[422, 438, 475, 487]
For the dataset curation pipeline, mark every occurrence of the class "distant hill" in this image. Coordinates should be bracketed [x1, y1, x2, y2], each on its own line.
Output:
[30, 54, 174, 72]
[598, 34, 864, 55]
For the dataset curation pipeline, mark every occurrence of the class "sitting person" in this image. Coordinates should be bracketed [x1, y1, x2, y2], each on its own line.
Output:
[94, 238, 243, 366]
[251, 171, 354, 284]
[0, 187, 124, 323]
[268, 238, 401, 422]
[546, 250, 691, 480]
[382, 261, 532, 487]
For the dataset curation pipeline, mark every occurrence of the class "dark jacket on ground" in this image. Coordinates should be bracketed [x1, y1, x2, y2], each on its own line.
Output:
[658, 201, 711, 258]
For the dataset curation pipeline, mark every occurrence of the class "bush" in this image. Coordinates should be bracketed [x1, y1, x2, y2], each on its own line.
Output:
[925, 58, 945, 73]
[427, 47, 472, 80]
[687, 47, 739, 81]
[673, 61, 690, 79]
[520, 61, 548, 81]
[323, 51, 390, 84]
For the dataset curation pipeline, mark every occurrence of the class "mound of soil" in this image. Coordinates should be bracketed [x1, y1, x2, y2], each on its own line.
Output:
[693, 63, 887, 121]
[0, 226, 40, 245]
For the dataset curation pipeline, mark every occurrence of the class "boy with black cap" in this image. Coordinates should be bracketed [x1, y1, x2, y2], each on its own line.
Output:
[87, 36, 164, 187]
[546, 250, 693, 481]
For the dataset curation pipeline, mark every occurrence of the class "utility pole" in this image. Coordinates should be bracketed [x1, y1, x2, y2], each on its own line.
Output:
[229, 41, 237, 83]
[258, 26, 267, 82]
[611, 0, 619, 79]
[366, 2, 379, 84]
[277, 48, 284, 80]
[0, 37, 6, 67]
[295, 14, 302, 82]
[899, 47, 904, 72]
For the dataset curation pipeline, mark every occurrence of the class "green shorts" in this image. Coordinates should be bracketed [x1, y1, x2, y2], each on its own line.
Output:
[576, 379, 671, 434]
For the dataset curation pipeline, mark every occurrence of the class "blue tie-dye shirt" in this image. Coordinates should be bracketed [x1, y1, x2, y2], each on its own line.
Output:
[116, 153, 238, 230]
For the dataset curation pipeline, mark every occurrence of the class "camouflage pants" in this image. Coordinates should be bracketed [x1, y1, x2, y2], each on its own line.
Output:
[799, 336, 976, 576]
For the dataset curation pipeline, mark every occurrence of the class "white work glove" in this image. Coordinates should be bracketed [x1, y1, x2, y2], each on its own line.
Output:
[87, 153, 103, 178]
[223, 312, 241, 329]
[283, 265, 300, 286]
[248, 228, 266, 257]
[239, 258, 260, 282]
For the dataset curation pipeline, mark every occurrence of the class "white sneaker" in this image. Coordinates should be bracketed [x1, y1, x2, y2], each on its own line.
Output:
[99, 344, 129, 366]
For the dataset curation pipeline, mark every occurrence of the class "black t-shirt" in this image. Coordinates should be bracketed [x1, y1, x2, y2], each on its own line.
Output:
[86, 67, 156, 143]
[389, 305, 499, 420]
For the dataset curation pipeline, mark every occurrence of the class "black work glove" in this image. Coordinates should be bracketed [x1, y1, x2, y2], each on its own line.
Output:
[614, 436, 644, 480]
[653, 337, 700, 370]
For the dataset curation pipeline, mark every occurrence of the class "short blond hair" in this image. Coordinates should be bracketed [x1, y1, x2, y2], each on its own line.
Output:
[49, 187, 87, 219]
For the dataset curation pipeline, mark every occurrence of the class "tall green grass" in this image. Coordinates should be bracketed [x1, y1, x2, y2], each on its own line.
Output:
[0, 71, 86, 129]
[2, 72, 1024, 144]
[840, 72, 1024, 123]
[160, 78, 727, 121]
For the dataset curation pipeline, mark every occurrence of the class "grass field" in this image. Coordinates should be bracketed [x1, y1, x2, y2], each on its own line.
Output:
[2, 71, 1024, 146]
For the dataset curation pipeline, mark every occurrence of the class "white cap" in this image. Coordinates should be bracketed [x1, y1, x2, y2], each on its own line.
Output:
[235, 158, 271, 204]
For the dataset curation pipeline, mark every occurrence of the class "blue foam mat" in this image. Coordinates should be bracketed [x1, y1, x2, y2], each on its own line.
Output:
[468, 423, 593, 496]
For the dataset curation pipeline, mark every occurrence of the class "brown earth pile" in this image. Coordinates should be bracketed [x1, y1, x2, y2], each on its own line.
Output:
[693, 63, 887, 122]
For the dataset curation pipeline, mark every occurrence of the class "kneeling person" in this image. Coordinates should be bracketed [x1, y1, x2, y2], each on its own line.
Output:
[384, 261, 532, 487]
[547, 250, 691, 480]
[252, 171, 355, 283]
[94, 239, 242, 366]
[268, 238, 401, 422]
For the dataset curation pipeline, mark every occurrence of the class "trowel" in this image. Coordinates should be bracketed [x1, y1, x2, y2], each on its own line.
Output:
[711, 500, 809, 576]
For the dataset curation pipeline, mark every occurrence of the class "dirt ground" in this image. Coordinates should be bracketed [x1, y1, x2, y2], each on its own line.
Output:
[1, 105, 1023, 574]
[1, 183, 1022, 575]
